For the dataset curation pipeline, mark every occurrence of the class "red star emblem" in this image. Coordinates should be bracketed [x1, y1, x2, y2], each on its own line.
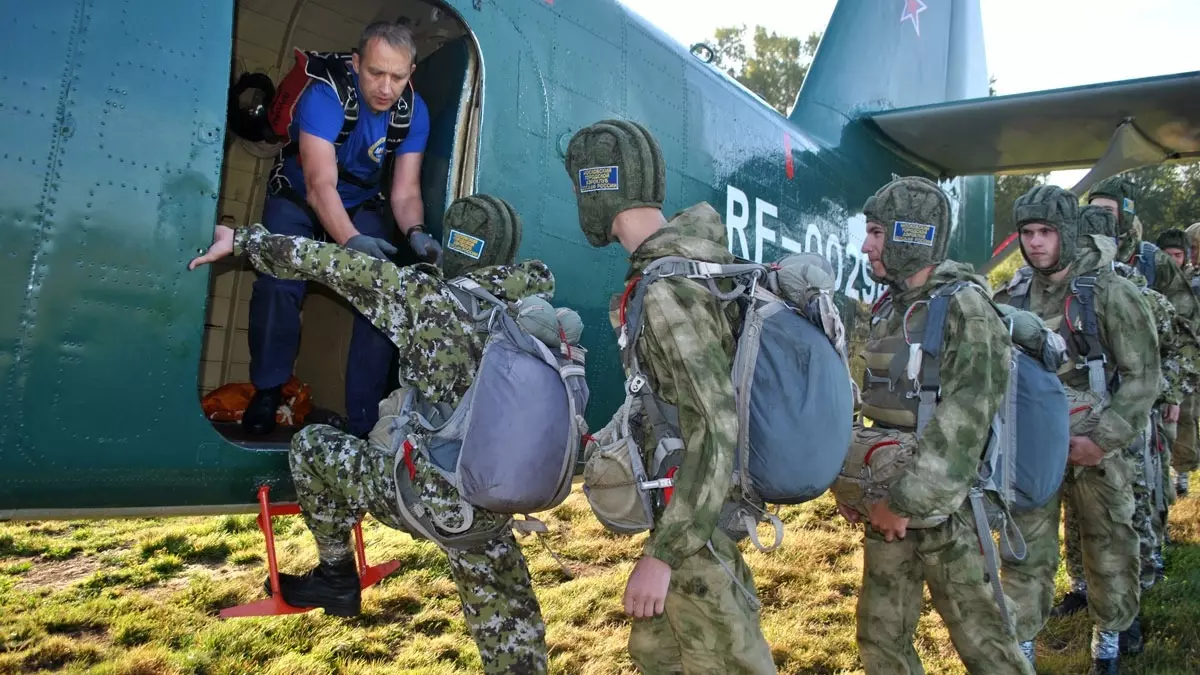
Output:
[901, 0, 927, 37]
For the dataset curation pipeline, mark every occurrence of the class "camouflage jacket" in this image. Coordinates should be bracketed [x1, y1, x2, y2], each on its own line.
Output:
[1118, 233, 1200, 334]
[867, 261, 1011, 521]
[1112, 260, 1200, 404]
[232, 224, 555, 408]
[609, 202, 741, 569]
[996, 234, 1160, 457]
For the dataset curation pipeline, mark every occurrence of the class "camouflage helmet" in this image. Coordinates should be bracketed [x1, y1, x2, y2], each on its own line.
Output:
[1156, 228, 1189, 256]
[1077, 204, 1117, 239]
[1014, 184, 1079, 274]
[441, 194, 523, 279]
[861, 176, 951, 289]
[564, 119, 666, 247]
[1087, 175, 1137, 240]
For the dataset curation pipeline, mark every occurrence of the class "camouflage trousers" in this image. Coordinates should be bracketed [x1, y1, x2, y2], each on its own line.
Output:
[290, 424, 548, 675]
[1064, 438, 1160, 591]
[856, 506, 1033, 675]
[1172, 392, 1199, 473]
[1002, 453, 1139, 639]
[628, 531, 776, 675]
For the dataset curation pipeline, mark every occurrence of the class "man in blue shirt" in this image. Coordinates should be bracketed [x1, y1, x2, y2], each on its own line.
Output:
[245, 22, 441, 437]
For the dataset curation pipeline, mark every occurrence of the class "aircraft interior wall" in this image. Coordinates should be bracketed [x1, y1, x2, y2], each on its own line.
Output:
[200, 0, 478, 443]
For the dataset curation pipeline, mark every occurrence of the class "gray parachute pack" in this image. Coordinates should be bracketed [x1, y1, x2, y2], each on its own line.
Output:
[583, 252, 856, 553]
[379, 278, 590, 551]
[913, 279, 1071, 631]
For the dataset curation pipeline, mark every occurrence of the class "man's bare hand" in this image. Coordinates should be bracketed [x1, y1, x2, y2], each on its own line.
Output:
[189, 225, 235, 270]
[1166, 404, 1181, 424]
[623, 556, 671, 618]
[867, 499, 909, 542]
[837, 501, 862, 524]
[1068, 436, 1105, 467]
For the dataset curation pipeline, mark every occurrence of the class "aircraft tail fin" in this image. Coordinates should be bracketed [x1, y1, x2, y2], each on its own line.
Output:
[790, 0, 989, 146]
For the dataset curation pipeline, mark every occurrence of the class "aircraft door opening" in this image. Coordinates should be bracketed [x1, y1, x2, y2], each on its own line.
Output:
[202, 0, 482, 450]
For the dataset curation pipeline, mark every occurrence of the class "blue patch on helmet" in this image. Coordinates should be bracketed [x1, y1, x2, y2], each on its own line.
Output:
[892, 221, 935, 247]
[447, 229, 485, 259]
[578, 166, 619, 193]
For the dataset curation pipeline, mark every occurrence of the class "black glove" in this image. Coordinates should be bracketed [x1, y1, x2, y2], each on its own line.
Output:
[407, 225, 443, 266]
[345, 234, 399, 260]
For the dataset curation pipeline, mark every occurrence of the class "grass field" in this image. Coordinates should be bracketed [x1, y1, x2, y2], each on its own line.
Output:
[2, 488, 1199, 674]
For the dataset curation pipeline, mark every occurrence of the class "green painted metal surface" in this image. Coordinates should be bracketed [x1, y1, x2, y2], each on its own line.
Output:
[0, 0, 996, 517]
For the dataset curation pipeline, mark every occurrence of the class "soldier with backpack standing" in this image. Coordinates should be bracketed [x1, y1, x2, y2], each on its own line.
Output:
[841, 176, 1032, 675]
[1085, 177, 1200, 503]
[189, 195, 560, 675]
[994, 186, 1160, 675]
[1057, 205, 1199, 655]
[564, 119, 778, 674]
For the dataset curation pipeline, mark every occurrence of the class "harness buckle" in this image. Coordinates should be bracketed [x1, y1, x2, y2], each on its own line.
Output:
[628, 374, 648, 394]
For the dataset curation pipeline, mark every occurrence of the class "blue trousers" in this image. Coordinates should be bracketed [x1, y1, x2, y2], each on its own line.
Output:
[248, 196, 396, 437]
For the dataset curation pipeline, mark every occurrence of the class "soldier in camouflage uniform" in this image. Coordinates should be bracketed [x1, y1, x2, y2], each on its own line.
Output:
[994, 186, 1160, 675]
[1163, 224, 1200, 497]
[844, 177, 1032, 675]
[189, 195, 553, 674]
[564, 120, 777, 674]
[1056, 205, 1198, 654]
[1088, 177, 1200, 502]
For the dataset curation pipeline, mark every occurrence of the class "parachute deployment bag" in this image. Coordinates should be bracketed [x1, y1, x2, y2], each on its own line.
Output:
[917, 280, 1071, 631]
[583, 255, 855, 550]
[428, 280, 590, 514]
[372, 279, 589, 552]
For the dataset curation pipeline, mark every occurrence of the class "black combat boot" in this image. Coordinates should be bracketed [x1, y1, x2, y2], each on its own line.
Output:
[265, 557, 361, 617]
[1089, 658, 1118, 674]
[1050, 589, 1088, 617]
[1119, 615, 1144, 656]
[242, 385, 282, 435]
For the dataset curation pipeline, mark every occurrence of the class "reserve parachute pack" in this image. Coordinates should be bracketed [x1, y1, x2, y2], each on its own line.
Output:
[371, 278, 589, 551]
[841, 279, 1070, 631]
[582, 252, 855, 553]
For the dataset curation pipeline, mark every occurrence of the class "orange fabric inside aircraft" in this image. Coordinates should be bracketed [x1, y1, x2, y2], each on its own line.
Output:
[201, 376, 313, 426]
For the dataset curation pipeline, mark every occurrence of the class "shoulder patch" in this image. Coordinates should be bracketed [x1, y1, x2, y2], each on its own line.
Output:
[447, 229, 485, 259]
[578, 166, 619, 193]
[892, 221, 935, 247]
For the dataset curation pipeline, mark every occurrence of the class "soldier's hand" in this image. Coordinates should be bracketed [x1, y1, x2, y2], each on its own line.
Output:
[867, 499, 909, 542]
[407, 226, 443, 265]
[1166, 404, 1181, 424]
[623, 556, 671, 618]
[345, 234, 399, 260]
[1068, 436, 1105, 466]
[189, 225, 236, 269]
[837, 501, 861, 524]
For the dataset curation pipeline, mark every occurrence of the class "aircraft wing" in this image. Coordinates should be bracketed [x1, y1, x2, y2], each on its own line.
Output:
[862, 70, 1200, 178]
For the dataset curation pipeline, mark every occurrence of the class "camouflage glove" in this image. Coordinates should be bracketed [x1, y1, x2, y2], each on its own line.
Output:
[345, 234, 398, 260]
[406, 225, 443, 266]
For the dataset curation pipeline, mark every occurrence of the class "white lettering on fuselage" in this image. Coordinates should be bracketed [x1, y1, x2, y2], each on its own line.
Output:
[724, 184, 880, 305]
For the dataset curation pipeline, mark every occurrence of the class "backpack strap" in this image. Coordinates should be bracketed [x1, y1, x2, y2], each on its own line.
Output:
[446, 277, 508, 331]
[1005, 267, 1035, 311]
[914, 280, 986, 434]
[1068, 275, 1110, 395]
[1135, 241, 1158, 289]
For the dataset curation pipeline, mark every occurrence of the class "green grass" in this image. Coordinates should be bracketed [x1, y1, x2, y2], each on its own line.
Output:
[2, 487, 1198, 674]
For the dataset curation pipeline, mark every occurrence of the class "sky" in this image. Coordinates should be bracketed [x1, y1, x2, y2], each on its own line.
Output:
[616, 0, 1200, 187]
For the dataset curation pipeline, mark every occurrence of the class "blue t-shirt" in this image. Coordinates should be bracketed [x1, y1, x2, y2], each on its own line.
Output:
[276, 72, 430, 208]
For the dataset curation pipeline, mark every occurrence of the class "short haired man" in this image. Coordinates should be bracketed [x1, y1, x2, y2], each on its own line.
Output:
[244, 22, 442, 438]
